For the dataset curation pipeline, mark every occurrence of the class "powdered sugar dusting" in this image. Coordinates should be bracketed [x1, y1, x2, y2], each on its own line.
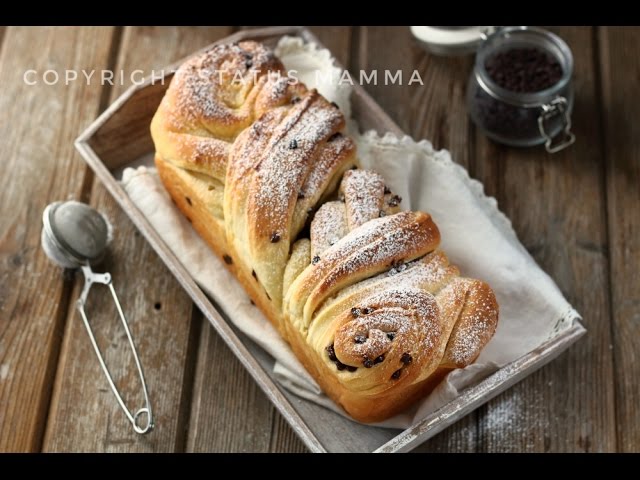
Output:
[445, 283, 498, 366]
[311, 201, 348, 258]
[341, 169, 385, 229]
[332, 288, 442, 383]
[250, 92, 344, 238]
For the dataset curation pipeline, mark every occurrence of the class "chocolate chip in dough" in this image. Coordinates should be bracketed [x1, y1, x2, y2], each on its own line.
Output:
[354, 335, 367, 344]
[362, 307, 374, 314]
[328, 132, 342, 142]
[312, 255, 321, 265]
[345, 365, 358, 372]
[185, 196, 192, 206]
[289, 139, 298, 149]
[326, 344, 338, 362]
[363, 357, 374, 368]
[374, 355, 385, 365]
[391, 369, 402, 380]
[386, 332, 396, 341]
[222, 254, 233, 265]
[384, 185, 391, 194]
[291, 96, 301, 104]
[379, 210, 386, 217]
[388, 195, 402, 207]
[351, 307, 361, 317]
[252, 270, 258, 280]
[330, 101, 339, 108]
[400, 353, 413, 365]
[297, 191, 305, 199]
[270, 232, 281, 243]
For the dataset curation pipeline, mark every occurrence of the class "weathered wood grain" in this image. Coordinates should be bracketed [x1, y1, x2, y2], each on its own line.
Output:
[474, 27, 616, 452]
[186, 325, 277, 452]
[357, 26, 478, 453]
[308, 26, 352, 67]
[599, 26, 640, 453]
[356, 26, 474, 170]
[2, 25, 633, 454]
[42, 27, 232, 452]
[0, 26, 115, 453]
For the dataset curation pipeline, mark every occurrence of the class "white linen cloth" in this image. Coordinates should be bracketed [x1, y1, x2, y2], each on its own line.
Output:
[121, 37, 579, 429]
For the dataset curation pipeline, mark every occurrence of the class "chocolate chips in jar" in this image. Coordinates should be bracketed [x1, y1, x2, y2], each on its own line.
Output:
[465, 27, 575, 151]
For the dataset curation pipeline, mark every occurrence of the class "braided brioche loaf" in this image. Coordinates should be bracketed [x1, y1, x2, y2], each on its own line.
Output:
[151, 41, 498, 422]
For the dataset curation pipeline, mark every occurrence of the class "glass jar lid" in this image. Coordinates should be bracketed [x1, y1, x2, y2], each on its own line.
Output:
[410, 26, 494, 55]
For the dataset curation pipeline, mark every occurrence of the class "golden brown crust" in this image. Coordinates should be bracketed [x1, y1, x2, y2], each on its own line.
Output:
[151, 41, 499, 423]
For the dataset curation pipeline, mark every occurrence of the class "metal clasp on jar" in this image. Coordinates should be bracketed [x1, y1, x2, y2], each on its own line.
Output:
[538, 96, 576, 153]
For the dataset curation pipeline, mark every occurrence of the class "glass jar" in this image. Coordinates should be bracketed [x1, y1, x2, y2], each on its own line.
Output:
[467, 26, 575, 152]
[411, 26, 576, 153]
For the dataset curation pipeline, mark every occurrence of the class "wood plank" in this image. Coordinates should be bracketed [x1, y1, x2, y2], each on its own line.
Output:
[42, 27, 232, 453]
[0, 26, 115, 453]
[474, 27, 616, 452]
[186, 326, 276, 452]
[599, 26, 640, 453]
[356, 26, 474, 170]
[357, 26, 478, 453]
[308, 27, 352, 67]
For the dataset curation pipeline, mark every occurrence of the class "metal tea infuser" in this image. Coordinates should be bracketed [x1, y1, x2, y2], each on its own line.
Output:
[41, 200, 154, 435]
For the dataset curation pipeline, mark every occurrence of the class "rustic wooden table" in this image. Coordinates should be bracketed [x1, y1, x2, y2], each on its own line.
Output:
[0, 26, 637, 453]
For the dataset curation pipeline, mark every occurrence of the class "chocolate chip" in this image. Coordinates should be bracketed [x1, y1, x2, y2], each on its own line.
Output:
[386, 332, 396, 341]
[354, 335, 367, 344]
[289, 139, 298, 149]
[401, 353, 413, 365]
[185, 196, 192, 206]
[252, 123, 261, 134]
[270, 232, 281, 243]
[252, 270, 258, 280]
[350, 165, 358, 170]
[186, 216, 192, 224]
[485, 47, 563, 93]
[388, 195, 402, 207]
[331, 101, 339, 108]
[374, 355, 385, 365]
[384, 186, 391, 194]
[245, 59, 253, 69]
[265, 291, 271, 301]
[291, 96, 301, 104]
[336, 362, 346, 371]
[346, 365, 358, 372]
[391, 369, 402, 380]
[351, 307, 361, 317]
[326, 344, 338, 362]
[223, 254, 233, 265]
[379, 210, 386, 217]
[250, 300, 255, 306]
[297, 190, 305, 199]
[244, 53, 252, 60]
[362, 307, 374, 314]
[363, 357, 374, 368]
[328, 132, 342, 142]
[312, 255, 320, 265]
[307, 207, 314, 214]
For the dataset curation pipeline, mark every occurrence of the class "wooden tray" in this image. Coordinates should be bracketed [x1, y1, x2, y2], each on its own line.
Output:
[75, 26, 586, 452]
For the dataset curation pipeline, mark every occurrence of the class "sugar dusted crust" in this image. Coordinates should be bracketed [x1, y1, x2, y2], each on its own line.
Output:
[151, 41, 498, 422]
